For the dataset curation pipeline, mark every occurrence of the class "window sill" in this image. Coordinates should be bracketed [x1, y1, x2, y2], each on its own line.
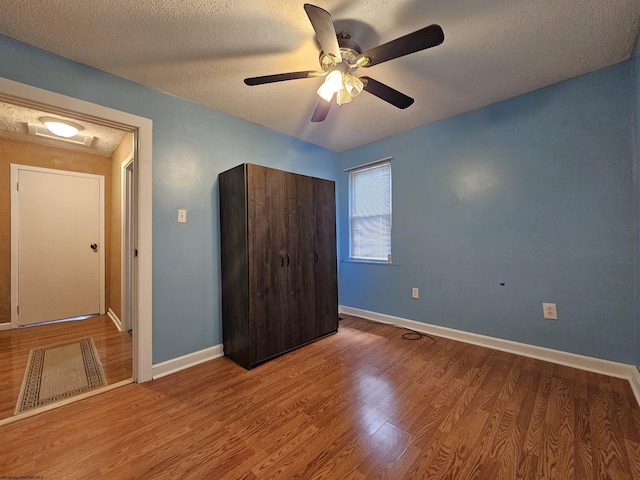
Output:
[341, 260, 402, 266]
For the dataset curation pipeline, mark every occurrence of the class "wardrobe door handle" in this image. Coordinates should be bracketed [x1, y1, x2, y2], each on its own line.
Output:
[314, 250, 319, 263]
[286, 253, 290, 266]
[281, 254, 285, 267]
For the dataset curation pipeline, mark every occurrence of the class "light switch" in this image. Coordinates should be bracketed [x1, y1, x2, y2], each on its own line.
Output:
[178, 209, 187, 223]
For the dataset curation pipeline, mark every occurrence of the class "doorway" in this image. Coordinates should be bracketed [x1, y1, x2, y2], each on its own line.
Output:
[0, 77, 152, 423]
[1, 131, 131, 422]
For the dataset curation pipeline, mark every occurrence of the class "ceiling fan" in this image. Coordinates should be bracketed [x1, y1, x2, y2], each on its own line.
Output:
[244, 4, 444, 122]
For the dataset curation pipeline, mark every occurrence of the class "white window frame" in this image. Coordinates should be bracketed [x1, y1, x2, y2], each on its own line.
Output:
[347, 158, 392, 262]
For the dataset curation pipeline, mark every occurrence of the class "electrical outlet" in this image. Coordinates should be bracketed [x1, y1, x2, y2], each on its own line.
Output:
[178, 209, 187, 223]
[412, 288, 419, 299]
[543, 303, 558, 320]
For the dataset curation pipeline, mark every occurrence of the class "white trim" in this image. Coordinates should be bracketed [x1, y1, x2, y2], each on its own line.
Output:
[630, 367, 640, 407]
[0, 379, 133, 427]
[121, 153, 134, 333]
[10, 164, 17, 326]
[340, 305, 640, 406]
[0, 323, 11, 331]
[107, 308, 122, 332]
[152, 344, 224, 380]
[0, 77, 153, 383]
[344, 156, 393, 172]
[135, 123, 153, 383]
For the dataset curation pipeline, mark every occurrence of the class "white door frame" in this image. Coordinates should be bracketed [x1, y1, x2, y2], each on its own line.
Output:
[0, 77, 153, 383]
[10, 164, 106, 326]
[122, 154, 135, 333]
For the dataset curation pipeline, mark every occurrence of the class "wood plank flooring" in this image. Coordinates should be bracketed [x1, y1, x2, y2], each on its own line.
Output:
[1, 315, 639, 479]
[0, 314, 132, 421]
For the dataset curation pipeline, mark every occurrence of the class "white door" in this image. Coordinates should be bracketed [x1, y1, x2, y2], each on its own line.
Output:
[11, 165, 105, 326]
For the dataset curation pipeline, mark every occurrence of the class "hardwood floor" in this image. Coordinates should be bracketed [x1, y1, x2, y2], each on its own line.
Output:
[0, 314, 132, 421]
[1, 315, 639, 479]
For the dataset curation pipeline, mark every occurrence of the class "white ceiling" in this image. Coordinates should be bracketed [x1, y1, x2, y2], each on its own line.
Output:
[0, 0, 638, 152]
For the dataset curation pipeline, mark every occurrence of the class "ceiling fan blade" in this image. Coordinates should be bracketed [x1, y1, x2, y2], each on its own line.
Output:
[311, 100, 331, 122]
[304, 4, 342, 62]
[361, 77, 414, 109]
[358, 24, 444, 67]
[244, 71, 319, 86]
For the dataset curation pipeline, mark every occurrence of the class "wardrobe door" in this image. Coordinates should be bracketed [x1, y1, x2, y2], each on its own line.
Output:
[247, 165, 288, 364]
[286, 173, 316, 348]
[313, 178, 338, 337]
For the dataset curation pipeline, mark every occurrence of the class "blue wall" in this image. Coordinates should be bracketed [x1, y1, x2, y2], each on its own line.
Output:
[1, 32, 638, 367]
[0, 35, 340, 364]
[338, 62, 635, 364]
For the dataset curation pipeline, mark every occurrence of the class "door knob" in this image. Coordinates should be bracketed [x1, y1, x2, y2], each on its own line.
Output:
[90, 243, 98, 250]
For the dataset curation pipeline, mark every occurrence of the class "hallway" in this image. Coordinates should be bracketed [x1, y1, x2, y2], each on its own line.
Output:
[0, 314, 132, 421]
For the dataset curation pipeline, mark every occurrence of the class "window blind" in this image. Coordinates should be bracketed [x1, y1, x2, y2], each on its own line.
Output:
[349, 160, 391, 261]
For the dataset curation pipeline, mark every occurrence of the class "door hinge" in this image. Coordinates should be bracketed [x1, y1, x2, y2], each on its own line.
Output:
[17, 305, 19, 315]
[135, 249, 138, 257]
[16, 182, 19, 191]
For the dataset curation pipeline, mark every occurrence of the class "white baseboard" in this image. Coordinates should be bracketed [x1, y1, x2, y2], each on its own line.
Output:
[340, 305, 640, 406]
[0, 323, 11, 331]
[630, 368, 640, 407]
[107, 308, 122, 332]
[152, 344, 224, 380]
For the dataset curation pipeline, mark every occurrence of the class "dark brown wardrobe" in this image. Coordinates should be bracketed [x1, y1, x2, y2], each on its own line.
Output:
[219, 163, 338, 369]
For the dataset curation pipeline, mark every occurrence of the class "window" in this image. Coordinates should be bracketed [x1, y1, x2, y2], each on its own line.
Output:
[349, 159, 392, 261]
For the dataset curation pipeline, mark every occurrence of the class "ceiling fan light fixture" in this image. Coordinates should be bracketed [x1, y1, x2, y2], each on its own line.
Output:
[317, 81, 336, 102]
[319, 53, 338, 72]
[40, 117, 83, 138]
[343, 73, 363, 97]
[336, 86, 352, 106]
[317, 70, 343, 102]
[244, 5, 443, 122]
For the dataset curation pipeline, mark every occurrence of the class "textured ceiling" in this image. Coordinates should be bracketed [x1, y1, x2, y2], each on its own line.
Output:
[0, 102, 127, 157]
[0, 0, 638, 152]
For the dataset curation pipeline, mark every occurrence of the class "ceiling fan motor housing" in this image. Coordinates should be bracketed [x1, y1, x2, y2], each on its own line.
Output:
[319, 35, 363, 71]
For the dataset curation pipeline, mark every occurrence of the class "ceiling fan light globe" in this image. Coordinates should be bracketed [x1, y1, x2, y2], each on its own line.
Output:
[344, 74, 364, 97]
[317, 70, 344, 102]
[325, 70, 343, 90]
[336, 87, 352, 106]
[317, 82, 336, 102]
